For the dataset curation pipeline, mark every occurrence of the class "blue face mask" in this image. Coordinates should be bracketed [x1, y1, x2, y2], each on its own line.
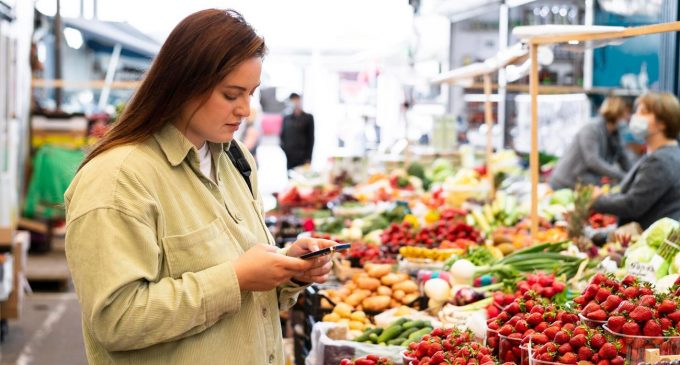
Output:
[618, 120, 644, 144]
[629, 115, 650, 142]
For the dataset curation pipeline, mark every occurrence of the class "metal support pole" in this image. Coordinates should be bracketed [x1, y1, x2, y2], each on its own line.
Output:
[98, 43, 122, 110]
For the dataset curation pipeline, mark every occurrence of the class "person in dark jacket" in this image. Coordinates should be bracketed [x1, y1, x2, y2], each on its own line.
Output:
[280, 93, 314, 170]
[550, 96, 632, 189]
[592, 92, 680, 229]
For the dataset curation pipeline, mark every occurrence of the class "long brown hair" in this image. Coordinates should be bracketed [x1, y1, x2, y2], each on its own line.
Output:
[80, 9, 266, 169]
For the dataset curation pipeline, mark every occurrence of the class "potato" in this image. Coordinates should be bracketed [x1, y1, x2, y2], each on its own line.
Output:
[345, 293, 364, 307]
[323, 313, 341, 322]
[357, 277, 381, 291]
[337, 287, 351, 299]
[349, 320, 364, 331]
[393, 280, 418, 294]
[352, 273, 369, 283]
[362, 295, 391, 312]
[380, 273, 402, 286]
[338, 318, 350, 325]
[392, 290, 406, 301]
[366, 264, 392, 278]
[350, 311, 367, 322]
[402, 293, 419, 305]
[390, 299, 401, 308]
[377, 286, 393, 296]
[333, 302, 353, 318]
[345, 282, 358, 291]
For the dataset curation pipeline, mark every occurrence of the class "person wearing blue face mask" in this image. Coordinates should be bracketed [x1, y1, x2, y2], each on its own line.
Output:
[592, 92, 680, 229]
[617, 116, 646, 163]
[550, 96, 632, 189]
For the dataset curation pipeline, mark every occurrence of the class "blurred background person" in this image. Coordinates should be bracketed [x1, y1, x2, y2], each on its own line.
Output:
[280, 93, 315, 170]
[549, 96, 632, 189]
[592, 92, 680, 228]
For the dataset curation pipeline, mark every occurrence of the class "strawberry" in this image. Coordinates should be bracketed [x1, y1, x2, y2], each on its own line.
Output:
[590, 334, 606, 349]
[573, 327, 589, 337]
[668, 311, 680, 324]
[505, 302, 520, 315]
[622, 286, 639, 300]
[578, 346, 594, 361]
[431, 351, 446, 364]
[595, 288, 612, 303]
[629, 306, 653, 322]
[592, 273, 606, 285]
[583, 303, 601, 315]
[530, 306, 545, 314]
[621, 321, 640, 336]
[573, 295, 588, 307]
[587, 310, 608, 321]
[618, 300, 636, 314]
[558, 343, 574, 355]
[559, 352, 578, 364]
[602, 295, 623, 312]
[515, 320, 529, 333]
[543, 326, 560, 340]
[643, 320, 662, 337]
[530, 333, 549, 345]
[660, 318, 674, 331]
[598, 343, 618, 360]
[657, 300, 677, 314]
[542, 287, 556, 299]
[584, 284, 600, 300]
[499, 324, 514, 337]
[527, 313, 543, 327]
[552, 281, 566, 293]
[563, 323, 576, 333]
[640, 295, 656, 307]
[534, 322, 549, 333]
[611, 356, 625, 365]
[639, 286, 654, 296]
[570, 334, 587, 348]
[607, 316, 626, 333]
[544, 311, 557, 323]
[538, 353, 555, 362]
[622, 275, 637, 287]
[597, 360, 610, 365]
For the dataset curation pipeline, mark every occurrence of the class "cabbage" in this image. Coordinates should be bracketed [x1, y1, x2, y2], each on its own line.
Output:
[549, 189, 574, 206]
[624, 243, 657, 265]
[641, 218, 679, 248]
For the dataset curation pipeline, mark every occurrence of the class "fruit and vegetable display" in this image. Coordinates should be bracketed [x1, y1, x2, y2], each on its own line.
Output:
[269, 154, 680, 365]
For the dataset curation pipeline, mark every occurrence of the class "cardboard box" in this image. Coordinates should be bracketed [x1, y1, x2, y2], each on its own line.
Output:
[1, 231, 29, 319]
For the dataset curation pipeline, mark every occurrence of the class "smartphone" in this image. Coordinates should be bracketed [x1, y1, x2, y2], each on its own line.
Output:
[299, 243, 351, 260]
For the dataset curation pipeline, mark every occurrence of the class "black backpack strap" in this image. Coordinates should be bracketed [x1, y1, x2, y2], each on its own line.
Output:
[225, 142, 253, 196]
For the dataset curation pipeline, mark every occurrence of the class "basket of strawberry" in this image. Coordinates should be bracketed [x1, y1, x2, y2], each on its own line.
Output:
[523, 324, 626, 365]
[604, 290, 680, 365]
[574, 274, 651, 328]
[340, 354, 395, 365]
[403, 328, 497, 365]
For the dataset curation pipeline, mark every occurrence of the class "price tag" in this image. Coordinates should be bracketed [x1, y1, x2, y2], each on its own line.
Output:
[626, 255, 666, 283]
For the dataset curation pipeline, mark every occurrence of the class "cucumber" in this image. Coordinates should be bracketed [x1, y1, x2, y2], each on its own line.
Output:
[390, 318, 409, 327]
[353, 327, 381, 342]
[398, 327, 421, 339]
[377, 325, 403, 343]
[402, 320, 428, 330]
[407, 327, 432, 340]
[368, 333, 380, 343]
[401, 337, 419, 347]
[388, 338, 406, 346]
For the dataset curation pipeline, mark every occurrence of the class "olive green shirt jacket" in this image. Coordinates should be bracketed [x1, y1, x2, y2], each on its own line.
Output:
[65, 124, 304, 364]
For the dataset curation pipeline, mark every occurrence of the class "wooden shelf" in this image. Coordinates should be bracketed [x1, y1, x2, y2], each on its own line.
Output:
[465, 83, 644, 96]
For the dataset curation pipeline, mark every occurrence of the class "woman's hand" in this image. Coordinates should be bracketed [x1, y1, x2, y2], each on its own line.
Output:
[286, 237, 337, 284]
[233, 244, 312, 292]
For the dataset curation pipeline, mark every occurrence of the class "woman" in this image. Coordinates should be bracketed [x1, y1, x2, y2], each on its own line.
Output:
[549, 96, 632, 189]
[65, 10, 334, 365]
[592, 92, 680, 229]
